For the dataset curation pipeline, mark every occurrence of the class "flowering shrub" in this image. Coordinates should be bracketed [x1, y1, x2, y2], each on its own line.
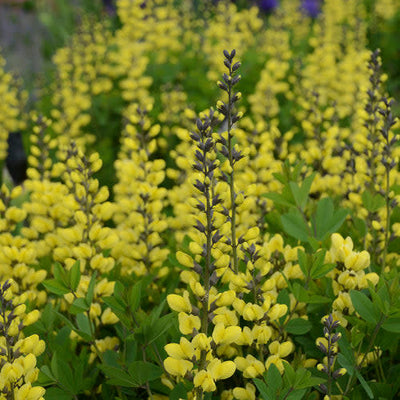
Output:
[0, 0, 400, 399]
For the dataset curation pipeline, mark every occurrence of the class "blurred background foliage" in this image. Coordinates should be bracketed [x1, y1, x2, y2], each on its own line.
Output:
[0, 0, 399, 189]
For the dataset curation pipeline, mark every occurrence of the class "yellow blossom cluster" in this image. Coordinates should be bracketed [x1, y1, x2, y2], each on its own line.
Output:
[0, 280, 45, 400]
[0, 54, 26, 163]
[51, 20, 115, 149]
[113, 103, 169, 277]
[327, 233, 379, 326]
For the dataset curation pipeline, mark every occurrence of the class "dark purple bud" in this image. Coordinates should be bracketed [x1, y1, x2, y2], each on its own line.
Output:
[196, 201, 205, 212]
[194, 219, 206, 233]
[223, 73, 230, 84]
[232, 62, 241, 72]
[193, 180, 205, 193]
[218, 81, 228, 91]
[317, 341, 327, 354]
[220, 146, 229, 158]
[319, 384, 328, 394]
[301, 0, 321, 18]
[212, 231, 222, 244]
[332, 368, 345, 379]
[193, 261, 203, 275]
[210, 271, 219, 286]
[232, 75, 241, 86]
[196, 119, 203, 131]
[205, 138, 214, 152]
[195, 150, 204, 163]
[258, 0, 278, 12]
[190, 132, 200, 142]
[193, 162, 203, 172]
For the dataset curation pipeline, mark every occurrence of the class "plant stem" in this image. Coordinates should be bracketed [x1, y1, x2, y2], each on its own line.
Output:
[382, 155, 391, 274]
[343, 314, 387, 396]
[226, 64, 238, 273]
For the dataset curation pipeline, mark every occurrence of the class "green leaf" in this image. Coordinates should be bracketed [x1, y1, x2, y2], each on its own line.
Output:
[289, 172, 315, 210]
[292, 283, 309, 302]
[169, 382, 188, 400]
[287, 388, 307, 400]
[307, 377, 326, 388]
[350, 291, 380, 324]
[337, 327, 355, 369]
[253, 378, 272, 400]
[314, 197, 334, 239]
[43, 387, 73, 400]
[39, 365, 56, 385]
[75, 313, 93, 341]
[54, 311, 75, 331]
[127, 361, 163, 386]
[51, 351, 60, 381]
[297, 249, 309, 278]
[42, 279, 70, 296]
[103, 296, 126, 313]
[56, 359, 75, 394]
[69, 297, 89, 314]
[263, 192, 294, 208]
[85, 272, 97, 305]
[69, 260, 81, 291]
[382, 318, 400, 333]
[114, 280, 125, 301]
[313, 197, 348, 240]
[309, 249, 327, 279]
[370, 282, 390, 315]
[99, 365, 135, 387]
[277, 289, 291, 309]
[283, 362, 296, 386]
[281, 209, 310, 242]
[53, 262, 67, 285]
[310, 263, 336, 280]
[355, 370, 374, 399]
[337, 353, 355, 376]
[362, 190, 385, 213]
[146, 313, 175, 345]
[128, 281, 142, 311]
[266, 363, 282, 393]
[286, 318, 312, 335]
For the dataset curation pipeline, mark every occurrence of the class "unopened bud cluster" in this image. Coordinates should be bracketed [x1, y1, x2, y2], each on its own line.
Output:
[317, 314, 346, 395]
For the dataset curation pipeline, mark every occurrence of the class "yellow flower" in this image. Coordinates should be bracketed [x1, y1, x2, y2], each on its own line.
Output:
[167, 291, 192, 313]
[165, 338, 194, 360]
[235, 355, 265, 378]
[344, 251, 370, 271]
[242, 304, 264, 321]
[212, 323, 241, 345]
[207, 359, 236, 381]
[267, 304, 287, 321]
[232, 383, 256, 400]
[176, 251, 194, 268]
[269, 340, 294, 358]
[192, 333, 211, 351]
[14, 383, 45, 400]
[101, 308, 119, 325]
[194, 370, 216, 392]
[178, 312, 201, 335]
[164, 357, 193, 377]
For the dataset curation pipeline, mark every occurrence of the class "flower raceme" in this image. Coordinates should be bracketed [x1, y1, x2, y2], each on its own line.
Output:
[0, 281, 45, 400]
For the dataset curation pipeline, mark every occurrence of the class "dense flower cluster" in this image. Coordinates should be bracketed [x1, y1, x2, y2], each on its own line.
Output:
[0, 281, 45, 400]
[0, 56, 26, 163]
